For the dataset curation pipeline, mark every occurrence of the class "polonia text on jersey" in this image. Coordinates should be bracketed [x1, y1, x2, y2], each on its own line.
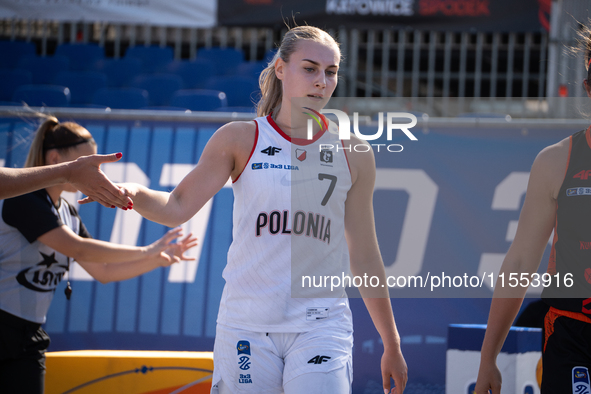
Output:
[256, 210, 331, 244]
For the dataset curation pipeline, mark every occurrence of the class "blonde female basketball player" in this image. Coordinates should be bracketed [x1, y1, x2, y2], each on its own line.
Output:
[101, 26, 408, 393]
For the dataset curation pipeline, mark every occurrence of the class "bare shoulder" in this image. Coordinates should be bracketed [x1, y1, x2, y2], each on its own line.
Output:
[211, 121, 258, 179]
[205, 121, 257, 160]
[214, 120, 257, 149]
[531, 135, 570, 199]
[533, 136, 569, 173]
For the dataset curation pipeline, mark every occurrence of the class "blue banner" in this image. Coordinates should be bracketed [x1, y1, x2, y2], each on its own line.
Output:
[0, 115, 583, 391]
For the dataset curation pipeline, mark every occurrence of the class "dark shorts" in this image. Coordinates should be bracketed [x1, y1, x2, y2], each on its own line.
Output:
[0, 309, 50, 394]
[542, 309, 591, 394]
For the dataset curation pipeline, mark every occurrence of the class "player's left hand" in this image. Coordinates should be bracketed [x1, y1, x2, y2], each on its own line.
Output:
[382, 345, 407, 393]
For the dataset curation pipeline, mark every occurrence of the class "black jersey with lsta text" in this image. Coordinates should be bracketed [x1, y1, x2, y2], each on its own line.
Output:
[542, 127, 591, 315]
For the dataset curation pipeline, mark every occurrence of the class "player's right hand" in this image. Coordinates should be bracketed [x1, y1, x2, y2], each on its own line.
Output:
[474, 361, 501, 394]
[71, 152, 133, 209]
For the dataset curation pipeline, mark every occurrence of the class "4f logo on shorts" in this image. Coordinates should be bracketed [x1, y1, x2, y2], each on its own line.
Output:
[573, 367, 590, 394]
[308, 355, 331, 364]
[237, 340, 251, 371]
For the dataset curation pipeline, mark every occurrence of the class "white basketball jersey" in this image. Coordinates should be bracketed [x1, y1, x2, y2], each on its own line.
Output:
[217, 115, 353, 332]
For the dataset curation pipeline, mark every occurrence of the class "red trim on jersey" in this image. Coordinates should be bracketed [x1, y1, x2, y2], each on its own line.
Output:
[565, 135, 573, 179]
[233, 120, 259, 184]
[544, 306, 591, 353]
[341, 138, 352, 175]
[266, 114, 327, 146]
[586, 125, 591, 150]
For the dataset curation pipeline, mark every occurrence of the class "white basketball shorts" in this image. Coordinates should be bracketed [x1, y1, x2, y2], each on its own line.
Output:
[210, 323, 353, 394]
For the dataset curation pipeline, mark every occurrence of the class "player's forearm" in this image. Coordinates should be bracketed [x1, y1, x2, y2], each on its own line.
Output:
[480, 297, 524, 361]
[80, 255, 162, 284]
[69, 237, 157, 264]
[0, 165, 69, 199]
[480, 253, 532, 360]
[123, 184, 186, 227]
[363, 297, 401, 349]
[352, 255, 401, 349]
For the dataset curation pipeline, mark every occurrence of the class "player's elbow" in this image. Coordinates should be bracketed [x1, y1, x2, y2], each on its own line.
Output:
[162, 217, 186, 228]
[66, 239, 99, 263]
[67, 244, 89, 262]
[88, 268, 113, 285]
[94, 276, 111, 285]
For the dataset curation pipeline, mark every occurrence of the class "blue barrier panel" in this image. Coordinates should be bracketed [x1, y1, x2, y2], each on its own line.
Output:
[0, 112, 586, 392]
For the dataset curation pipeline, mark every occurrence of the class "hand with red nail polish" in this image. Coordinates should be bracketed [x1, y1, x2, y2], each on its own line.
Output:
[74, 153, 134, 209]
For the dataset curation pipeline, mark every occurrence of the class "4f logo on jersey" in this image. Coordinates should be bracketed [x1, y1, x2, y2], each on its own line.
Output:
[261, 146, 281, 156]
[573, 367, 590, 394]
[16, 252, 68, 292]
[574, 170, 591, 180]
[320, 149, 333, 165]
[308, 355, 331, 364]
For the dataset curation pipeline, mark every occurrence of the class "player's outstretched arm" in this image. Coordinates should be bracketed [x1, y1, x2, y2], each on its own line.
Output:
[79, 228, 198, 283]
[344, 137, 407, 394]
[38, 224, 186, 265]
[0, 152, 129, 207]
[106, 122, 254, 227]
[474, 141, 567, 394]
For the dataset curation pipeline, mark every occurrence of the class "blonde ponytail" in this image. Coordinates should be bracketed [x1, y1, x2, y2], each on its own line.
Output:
[24, 116, 59, 168]
[24, 116, 95, 168]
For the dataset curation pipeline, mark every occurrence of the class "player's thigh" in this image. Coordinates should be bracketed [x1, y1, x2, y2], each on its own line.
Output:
[282, 327, 353, 392]
[542, 316, 591, 393]
[211, 325, 284, 394]
[283, 366, 351, 394]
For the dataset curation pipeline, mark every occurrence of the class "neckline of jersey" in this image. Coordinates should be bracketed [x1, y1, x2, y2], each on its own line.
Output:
[586, 125, 591, 150]
[266, 114, 327, 146]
